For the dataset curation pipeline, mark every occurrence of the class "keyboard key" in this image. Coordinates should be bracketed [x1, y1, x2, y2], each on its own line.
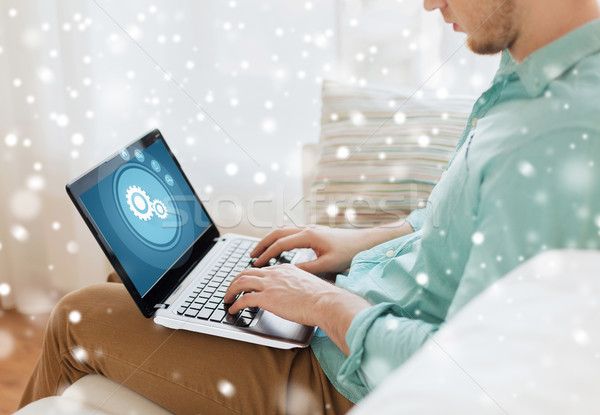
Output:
[184, 308, 199, 318]
[222, 312, 239, 325]
[235, 316, 253, 327]
[210, 310, 227, 322]
[177, 305, 187, 315]
[197, 308, 213, 320]
[204, 303, 219, 311]
[239, 240, 252, 249]
[241, 310, 256, 319]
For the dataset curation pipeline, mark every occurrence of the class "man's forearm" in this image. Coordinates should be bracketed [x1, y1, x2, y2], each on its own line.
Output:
[313, 286, 372, 356]
[359, 219, 415, 252]
[317, 221, 412, 353]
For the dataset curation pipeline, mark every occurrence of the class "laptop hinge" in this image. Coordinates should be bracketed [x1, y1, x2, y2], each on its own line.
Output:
[154, 303, 168, 310]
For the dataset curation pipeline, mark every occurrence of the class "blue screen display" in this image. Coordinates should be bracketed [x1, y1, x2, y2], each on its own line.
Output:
[80, 140, 211, 296]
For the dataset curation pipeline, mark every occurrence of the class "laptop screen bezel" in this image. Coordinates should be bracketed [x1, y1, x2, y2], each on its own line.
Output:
[66, 129, 220, 318]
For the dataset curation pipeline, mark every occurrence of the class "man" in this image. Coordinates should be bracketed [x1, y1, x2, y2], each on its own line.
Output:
[21, 0, 600, 413]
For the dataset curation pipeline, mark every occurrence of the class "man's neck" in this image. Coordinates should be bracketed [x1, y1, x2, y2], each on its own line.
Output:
[509, 0, 600, 63]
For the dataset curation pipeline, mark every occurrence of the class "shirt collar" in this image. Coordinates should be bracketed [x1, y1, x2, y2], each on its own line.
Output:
[492, 19, 600, 97]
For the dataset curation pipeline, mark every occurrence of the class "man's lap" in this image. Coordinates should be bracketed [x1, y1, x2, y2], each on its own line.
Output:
[52, 282, 350, 414]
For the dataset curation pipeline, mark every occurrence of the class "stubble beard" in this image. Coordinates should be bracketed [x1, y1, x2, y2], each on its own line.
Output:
[466, 0, 519, 55]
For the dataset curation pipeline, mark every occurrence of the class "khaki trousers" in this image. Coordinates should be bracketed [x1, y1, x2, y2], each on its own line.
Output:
[19, 282, 353, 414]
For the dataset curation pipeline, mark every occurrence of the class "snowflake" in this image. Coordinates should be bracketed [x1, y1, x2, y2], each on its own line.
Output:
[253, 172, 266, 184]
[225, 163, 238, 176]
[10, 191, 41, 220]
[416, 272, 429, 286]
[71, 346, 88, 363]
[0, 283, 11, 296]
[71, 133, 84, 146]
[56, 114, 69, 127]
[4, 133, 18, 147]
[518, 161, 535, 177]
[69, 310, 82, 324]
[66, 241, 79, 254]
[0, 330, 15, 359]
[572, 329, 589, 345]
[261, 118, 277, 133]
[418, 135, 430, 147]
[394, 112, 406, 124]
[27, 175, 45, 191]
[472, 232, 485, 245]
[217, 379, 236, 398]
[326, 204, 338, 217]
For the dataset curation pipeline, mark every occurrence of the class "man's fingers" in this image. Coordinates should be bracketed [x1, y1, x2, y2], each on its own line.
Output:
[253, 232, 312, 267]
[250, 227, 302, 258]
[228, 267, 269, 289]
[224, 275, 265, 304]
[228, 292, 260, 315]
[295, 259, 326, 275]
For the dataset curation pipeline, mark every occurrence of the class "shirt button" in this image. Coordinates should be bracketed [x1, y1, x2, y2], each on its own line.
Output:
[386, 250, 394, 258]
[471, 117, 478, 127]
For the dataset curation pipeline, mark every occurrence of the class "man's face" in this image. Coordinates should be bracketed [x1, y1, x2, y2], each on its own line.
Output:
[424, 0, 519, 55]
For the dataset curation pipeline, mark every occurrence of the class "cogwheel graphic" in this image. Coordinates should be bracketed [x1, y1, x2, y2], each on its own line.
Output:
[126, 185, 153, 221]
[151, 199, 168, 220]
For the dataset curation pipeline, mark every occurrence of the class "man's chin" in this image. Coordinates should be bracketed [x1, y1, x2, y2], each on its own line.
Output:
[466, 37, 507, 55]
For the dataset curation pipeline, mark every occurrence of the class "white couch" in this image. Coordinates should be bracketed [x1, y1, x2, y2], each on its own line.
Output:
[349, 249, 600, 415]
[15, 374, 173, 415]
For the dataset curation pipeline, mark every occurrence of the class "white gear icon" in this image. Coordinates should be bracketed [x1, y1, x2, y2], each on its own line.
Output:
[126, 185, 153, 221]
[151, 199, 168, 219]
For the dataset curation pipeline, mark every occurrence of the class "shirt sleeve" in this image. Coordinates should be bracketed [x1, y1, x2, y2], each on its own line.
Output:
[405, 207, 427, 232]
[447, 128, 600, 316]
[337, 303, 440, 391]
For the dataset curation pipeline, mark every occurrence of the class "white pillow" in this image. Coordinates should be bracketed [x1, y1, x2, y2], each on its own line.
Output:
[307, 80, 474, 228]
[349, 250, 600, 415]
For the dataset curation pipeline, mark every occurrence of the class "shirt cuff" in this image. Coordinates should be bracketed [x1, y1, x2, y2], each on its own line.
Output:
[336, 302, 405, 390]
[405, 208, 427, 232]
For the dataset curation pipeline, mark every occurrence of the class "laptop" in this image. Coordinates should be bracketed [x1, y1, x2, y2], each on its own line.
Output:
[66, 129, 316, 349]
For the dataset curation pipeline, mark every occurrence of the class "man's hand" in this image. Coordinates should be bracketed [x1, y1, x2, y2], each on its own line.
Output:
[224, 264, 336, 325]
[224, 264, 371, 355]
[251, 222, 414, 275]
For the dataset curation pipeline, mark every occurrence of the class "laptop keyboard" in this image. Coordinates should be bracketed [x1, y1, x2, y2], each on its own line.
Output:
[176, 239, 296, 327]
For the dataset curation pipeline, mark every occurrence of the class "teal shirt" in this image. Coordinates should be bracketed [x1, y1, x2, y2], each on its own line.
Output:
[311, 20, 600, 403]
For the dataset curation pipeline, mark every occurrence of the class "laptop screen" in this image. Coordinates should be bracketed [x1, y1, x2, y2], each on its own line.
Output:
[67, 130, 219, 316]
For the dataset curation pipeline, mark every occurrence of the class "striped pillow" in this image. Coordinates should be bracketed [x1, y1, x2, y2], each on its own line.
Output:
[307, 80, 474, 228]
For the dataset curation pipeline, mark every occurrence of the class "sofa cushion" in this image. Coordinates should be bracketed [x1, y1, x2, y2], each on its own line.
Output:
[306, 80, 474, 227]
[15, 374, 174, 415]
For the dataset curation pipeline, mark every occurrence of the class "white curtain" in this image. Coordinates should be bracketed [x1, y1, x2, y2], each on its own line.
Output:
[0, 0, 506, 314]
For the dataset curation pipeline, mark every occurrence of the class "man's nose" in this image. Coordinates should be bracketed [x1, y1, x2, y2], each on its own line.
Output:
[423, 0, 447, 11]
